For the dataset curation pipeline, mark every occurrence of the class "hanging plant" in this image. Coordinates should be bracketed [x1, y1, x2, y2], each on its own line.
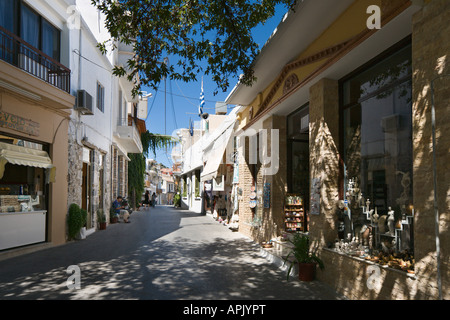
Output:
[141, 131, 178, 158]
[128, 131, 178, 209]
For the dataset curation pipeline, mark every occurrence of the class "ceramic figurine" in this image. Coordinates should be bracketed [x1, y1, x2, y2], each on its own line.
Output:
[372, 207, 379, 224]
[378, 215, 387, 234]
[360, 225, 370, 246]
[387, 207, 395, 236]
[368, 209, 374, 223]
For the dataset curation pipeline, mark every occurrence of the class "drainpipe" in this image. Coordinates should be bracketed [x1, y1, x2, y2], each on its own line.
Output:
[430, 74, 449, 300]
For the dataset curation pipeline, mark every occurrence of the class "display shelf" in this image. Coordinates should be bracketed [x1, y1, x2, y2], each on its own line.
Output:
[284, 193, 306, 232]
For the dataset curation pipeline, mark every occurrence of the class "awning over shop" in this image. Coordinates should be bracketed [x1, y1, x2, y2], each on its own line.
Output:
[0, 142, 55, 181]
[182, 139, 203, 175]
[201, 108, 238, 181]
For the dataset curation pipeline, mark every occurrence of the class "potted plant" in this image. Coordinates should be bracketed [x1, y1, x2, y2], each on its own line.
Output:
[68, 203, 83, 240]
[110, 205, 119, 223]
[97, 209, 107, 230]
[283, 233, 324, 281]
[77, 208, 87, 239]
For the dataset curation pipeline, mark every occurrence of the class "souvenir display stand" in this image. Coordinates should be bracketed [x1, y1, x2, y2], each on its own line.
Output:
[284, 193, 305, 232]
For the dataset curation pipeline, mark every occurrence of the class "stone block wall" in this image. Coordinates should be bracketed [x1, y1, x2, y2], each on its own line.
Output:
[237, 115, 287, 243]
[411, 0, 450, 300]
[308, 78, 340, 247]
[67, 135, 83, 208]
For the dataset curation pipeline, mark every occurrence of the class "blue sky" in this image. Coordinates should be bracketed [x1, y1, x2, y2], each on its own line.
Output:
[142, 5, 289, 167]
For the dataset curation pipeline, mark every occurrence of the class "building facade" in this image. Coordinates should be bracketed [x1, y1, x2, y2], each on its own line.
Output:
[226, 0, 449, 300]
[0, 0, 75, 251]
[0, 0, 146, 253]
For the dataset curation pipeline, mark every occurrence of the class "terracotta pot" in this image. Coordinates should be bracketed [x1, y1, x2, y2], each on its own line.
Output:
[298, 262, 316, 281]
[111, 216, 118, 224]
[99, 222, 107, 230]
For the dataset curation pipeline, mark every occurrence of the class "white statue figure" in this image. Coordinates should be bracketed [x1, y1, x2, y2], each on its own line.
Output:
[360, 225, 369, 246]
[368, 209, 374, 223]
[387, 207, 395, 236]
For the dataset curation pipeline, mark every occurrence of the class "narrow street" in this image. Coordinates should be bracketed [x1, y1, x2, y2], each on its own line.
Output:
[0, 205, 343, 300]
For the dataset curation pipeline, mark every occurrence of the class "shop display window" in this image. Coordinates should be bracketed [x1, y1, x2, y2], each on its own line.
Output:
[337, 41, 414, 273]
[0, 134, 48, 213]
[287, 104, 310, 215]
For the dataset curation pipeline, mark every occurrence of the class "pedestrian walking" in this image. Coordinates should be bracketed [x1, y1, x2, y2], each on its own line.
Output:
[143, 190, 150, 210]
[151, 192, 157, 207]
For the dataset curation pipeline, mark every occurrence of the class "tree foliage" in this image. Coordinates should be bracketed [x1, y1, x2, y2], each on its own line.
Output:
[92, 0, 297, 96]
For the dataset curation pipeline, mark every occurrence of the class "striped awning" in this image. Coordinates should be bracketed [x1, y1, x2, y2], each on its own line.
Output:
[0, 142, 55, 181]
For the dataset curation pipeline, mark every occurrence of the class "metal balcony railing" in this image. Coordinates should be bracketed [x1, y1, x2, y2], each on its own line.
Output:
[0, 26, 70, 93]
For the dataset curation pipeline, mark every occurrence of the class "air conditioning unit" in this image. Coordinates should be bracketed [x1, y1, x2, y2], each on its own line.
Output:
[75, 90, 94, 115]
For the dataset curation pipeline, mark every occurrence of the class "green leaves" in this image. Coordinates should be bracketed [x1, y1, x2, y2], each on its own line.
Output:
[283, 233, 324, 280]
[140, 131, 178, 158]
[92, 0, 296, 95]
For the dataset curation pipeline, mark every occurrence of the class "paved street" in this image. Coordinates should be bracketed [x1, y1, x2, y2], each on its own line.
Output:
[0, 205, 344, 300]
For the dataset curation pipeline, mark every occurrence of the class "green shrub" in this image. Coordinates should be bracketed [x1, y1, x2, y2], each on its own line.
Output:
[68, 203, 83, 240]
[80, 208, 87, 227]
[173, 193, 181, 207]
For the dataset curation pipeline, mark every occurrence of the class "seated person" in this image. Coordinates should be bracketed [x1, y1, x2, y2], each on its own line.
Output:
[112, 196, 130, 223]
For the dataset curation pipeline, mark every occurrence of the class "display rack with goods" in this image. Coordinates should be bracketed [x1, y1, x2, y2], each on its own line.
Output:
[284, 193, 306, 232]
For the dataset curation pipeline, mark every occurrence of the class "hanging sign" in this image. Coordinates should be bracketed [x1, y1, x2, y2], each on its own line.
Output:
[0, 110, 39, 136]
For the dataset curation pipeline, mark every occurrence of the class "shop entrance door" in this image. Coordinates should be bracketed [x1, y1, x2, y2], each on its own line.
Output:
[287, 104, 310, 229]
[82, 153, 92, 229]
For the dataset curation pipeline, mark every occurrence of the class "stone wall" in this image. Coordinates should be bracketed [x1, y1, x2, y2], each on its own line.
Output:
[308, 78, 340, 247]
[67, 131, 111, 232]
[67, 134, 83, 208]
[237, 115, 287, 243]
[411, 0, 450, 300]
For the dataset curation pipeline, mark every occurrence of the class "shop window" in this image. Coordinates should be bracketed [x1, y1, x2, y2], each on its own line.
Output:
[337, 40, 414, 272]
[0, 135, 48, 212]
[287, 104, 310, 211]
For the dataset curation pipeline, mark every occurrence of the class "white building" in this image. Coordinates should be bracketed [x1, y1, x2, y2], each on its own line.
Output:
[66, 0, 146, 231]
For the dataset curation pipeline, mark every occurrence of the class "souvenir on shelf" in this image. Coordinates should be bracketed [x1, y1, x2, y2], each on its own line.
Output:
[284, 193, 305, 232]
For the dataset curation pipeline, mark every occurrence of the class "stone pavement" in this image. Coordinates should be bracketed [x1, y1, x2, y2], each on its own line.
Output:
[0, 205, 346, 300]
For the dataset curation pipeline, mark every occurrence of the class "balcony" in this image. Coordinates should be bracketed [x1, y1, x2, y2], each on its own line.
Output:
[0, 26, 70, 93]
[114, 116, 143, 154]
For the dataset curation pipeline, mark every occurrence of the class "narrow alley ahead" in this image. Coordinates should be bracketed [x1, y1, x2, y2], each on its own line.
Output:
[0, 205, 343, 300]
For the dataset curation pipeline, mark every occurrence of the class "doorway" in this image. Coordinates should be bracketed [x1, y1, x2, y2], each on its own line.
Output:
[287, 104, 310, 227]
[81, 148, 92, 229]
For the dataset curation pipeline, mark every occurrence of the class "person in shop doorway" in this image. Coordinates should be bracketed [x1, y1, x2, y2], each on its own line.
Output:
[151, 192, 157, 207]
[113, 196, 130, 223]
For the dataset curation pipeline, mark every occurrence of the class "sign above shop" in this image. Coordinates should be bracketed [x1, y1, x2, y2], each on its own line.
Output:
[0, 110, 39, 136]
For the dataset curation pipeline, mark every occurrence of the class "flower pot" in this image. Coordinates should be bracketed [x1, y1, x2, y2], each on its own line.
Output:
[99, 222, 107, 230]
[75, 227, 86, 240]
[111, 216, 118, 224]
[298, 262, 316, 281]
